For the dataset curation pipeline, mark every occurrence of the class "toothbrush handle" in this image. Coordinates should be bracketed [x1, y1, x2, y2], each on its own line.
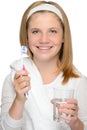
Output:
[22, 64, 25, 70]
[22, 65, 29, 98]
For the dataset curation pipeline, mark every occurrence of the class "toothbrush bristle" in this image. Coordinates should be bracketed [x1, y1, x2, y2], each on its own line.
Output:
[21, 45, 27, 54]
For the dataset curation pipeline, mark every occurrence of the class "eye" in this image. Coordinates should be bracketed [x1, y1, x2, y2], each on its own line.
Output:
[32, 30, 39, 34]
[50, 29, 57, 34]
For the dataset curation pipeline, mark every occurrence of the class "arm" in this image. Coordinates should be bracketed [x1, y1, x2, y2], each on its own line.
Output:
[0, 74, 23, 130]
[69, 118, 84, 130]
[67, 76, 87, 130]
[74, 76, 87, 130]
[58, 76, 87, 130]
[9, 69, 30, 119]
[0, 69, 30, 130]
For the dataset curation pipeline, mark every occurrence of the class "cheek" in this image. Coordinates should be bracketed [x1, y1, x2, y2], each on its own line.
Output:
[28, 37, 34, 47]
[54, 39, 63, 52]
[51, 34, 63, 44]
[56, 43, 63, 52]
[28, 35, 38, 45]
[54, 38, 63, 48]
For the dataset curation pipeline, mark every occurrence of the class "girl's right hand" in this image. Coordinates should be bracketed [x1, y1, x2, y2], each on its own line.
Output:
[14, 69, 31, 102]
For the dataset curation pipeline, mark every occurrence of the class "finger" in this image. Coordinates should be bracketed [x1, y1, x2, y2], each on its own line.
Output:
[66, 99, 78, 105]
[14, 72, 30, 86]
[14, 70, 29, 79]
[60, 113, 78, 123]
[60, 103, 78, 111]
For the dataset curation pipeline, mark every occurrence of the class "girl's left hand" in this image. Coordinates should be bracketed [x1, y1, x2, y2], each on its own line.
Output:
[58, 98, 79, 124]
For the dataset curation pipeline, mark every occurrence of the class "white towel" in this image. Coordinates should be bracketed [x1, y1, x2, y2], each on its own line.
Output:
[10, 57, 70, 130]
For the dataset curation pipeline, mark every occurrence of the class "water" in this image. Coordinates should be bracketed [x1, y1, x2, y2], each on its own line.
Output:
[53, 98, 66, 122]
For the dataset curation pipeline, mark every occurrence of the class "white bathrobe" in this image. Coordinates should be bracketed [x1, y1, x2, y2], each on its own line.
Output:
[0, 57, 87, 130]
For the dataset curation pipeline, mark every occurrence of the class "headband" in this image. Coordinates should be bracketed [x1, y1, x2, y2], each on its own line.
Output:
[27, 4, 63, 22]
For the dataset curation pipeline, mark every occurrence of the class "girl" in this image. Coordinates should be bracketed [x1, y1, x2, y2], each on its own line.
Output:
[0, 1, 87, 130]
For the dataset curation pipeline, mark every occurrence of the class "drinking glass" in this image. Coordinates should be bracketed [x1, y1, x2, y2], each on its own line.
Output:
[53, 88, 74, 121]
[53, 88, 74, 129]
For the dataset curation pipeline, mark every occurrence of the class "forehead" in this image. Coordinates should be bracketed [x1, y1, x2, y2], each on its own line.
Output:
[29, 11, 61, 23]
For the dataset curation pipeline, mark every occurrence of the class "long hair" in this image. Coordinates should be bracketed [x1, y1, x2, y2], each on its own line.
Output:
[19, 1, 79, 84]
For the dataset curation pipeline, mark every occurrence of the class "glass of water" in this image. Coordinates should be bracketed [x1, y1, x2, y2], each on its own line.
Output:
[53, 88, 74, 122]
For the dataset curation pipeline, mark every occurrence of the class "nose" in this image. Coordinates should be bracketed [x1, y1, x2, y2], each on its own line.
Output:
[40, 33, 49, 44]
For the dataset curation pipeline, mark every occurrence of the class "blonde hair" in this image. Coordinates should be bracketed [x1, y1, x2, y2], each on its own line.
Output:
[20, 1, 79, 84]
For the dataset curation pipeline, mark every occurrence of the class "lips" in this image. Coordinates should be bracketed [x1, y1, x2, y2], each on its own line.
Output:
[36, 46, 52, 50]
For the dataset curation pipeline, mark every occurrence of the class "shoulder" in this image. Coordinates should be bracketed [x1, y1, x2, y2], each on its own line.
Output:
[72, 73, 87, 97]
[70, 70, 87, 85]
[75, 72, 87, 86]
[76, 74, 87, 89]
[63, 71, 87, 90]
[72, 75, 87, 107]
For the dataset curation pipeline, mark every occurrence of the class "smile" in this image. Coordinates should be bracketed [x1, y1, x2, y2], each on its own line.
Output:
[37, 46, 53, 50]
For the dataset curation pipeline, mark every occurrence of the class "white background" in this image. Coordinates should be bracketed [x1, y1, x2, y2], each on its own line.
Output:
[0, 0, 87, 103]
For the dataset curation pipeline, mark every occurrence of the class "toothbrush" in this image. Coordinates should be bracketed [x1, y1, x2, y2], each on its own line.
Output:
[21, 45, 29, 97]
[21, 45, 27, 70]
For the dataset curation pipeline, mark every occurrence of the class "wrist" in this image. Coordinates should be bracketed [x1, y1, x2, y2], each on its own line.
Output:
[16, 95, 26, 104]
[69, 118, 84, 130]
[9, 97, 25, 120]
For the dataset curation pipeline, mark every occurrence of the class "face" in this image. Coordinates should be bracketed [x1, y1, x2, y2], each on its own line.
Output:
[28, 12, 64, 62]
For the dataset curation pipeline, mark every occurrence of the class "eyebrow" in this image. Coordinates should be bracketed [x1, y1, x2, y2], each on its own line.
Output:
[29, 27, 61, 30]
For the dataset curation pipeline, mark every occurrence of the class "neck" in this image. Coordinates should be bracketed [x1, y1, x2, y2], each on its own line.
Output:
[33, 58, 60, 84]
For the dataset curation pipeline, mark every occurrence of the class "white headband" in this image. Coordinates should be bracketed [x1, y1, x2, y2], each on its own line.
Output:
[27, 4, 63, 22]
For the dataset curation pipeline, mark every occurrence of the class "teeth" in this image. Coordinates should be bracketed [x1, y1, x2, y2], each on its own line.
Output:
[38, 46, 51, 50]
